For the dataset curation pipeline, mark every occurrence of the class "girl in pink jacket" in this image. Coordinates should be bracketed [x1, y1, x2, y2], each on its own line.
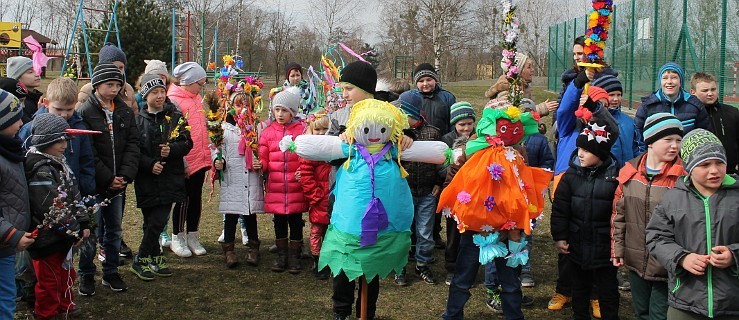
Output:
[258, 89, 307, 274]
[166, 62, 210, 258]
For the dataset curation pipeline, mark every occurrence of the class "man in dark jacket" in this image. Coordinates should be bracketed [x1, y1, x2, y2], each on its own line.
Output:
[690, 72, 739, 174]
[77, 63, 140, 294]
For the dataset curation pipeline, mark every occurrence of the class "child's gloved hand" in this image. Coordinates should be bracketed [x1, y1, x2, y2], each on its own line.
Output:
[554, 240, 569, 254]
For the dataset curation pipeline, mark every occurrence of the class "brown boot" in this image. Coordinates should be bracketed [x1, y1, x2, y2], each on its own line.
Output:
[271, 238, 288, 272]
[246, 239, 261, 266]
[288, 240, 303, 274]
[221, 242, 238, 268]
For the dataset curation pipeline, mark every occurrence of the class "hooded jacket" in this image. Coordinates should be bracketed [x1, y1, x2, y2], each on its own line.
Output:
[214, 122, 264, 215]
[167, 84, 211, 175]
[77, 93, 140, 197]
[19, 107, 96, 196]
[134, 103, 193, 208]
[299, 157, 330, 225]
[551, 151, 620, 269]
[705, 102, 739, 174]
[646, 176, 739, 318]
[608, 107, 642, 167]
[410, 85, 456, 135]
[611, 153, 686, 281]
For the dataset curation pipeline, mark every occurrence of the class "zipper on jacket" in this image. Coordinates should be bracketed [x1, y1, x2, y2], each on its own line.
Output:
[671, 276, 681, 293]
[643, 179, 653, 276]
[701, 196, 714, 318]
[283, 124, 289, 214]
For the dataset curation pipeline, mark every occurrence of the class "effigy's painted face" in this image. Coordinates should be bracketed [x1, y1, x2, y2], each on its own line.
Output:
[496, 118, 524, 146]
[354, 120, 391, 146]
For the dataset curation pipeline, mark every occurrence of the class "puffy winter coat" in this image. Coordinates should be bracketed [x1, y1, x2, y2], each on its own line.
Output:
[300, 158, 330, 224]
[611, 153, 685, 281]
[215, 122, 264, 215]
[609, 108, 642, 166]
[0, 144, 30, 258]
[167, 84, 211, 175]
[523, 133, 554, 170]
[402, 121, 444, 196]
[634, 92, 713, 141]
[258, 120, 307, 214]
[19, 107, 96, 196]
[77, 93, 140, 197]
[410, 86, 456, 134]
[706, 102, 739, 174]
[647, 176, 739, 318]
[25, 153, 90, 259]
[551, 151, 620, 269]
[134, 103, 193, 208]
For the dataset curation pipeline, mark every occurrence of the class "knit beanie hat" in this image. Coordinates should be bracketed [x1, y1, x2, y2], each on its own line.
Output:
[0, 77, 28, 99]
[658, 62, 685, 89]
[340, 61, 377, 94]
[576, 118, 617, 161]
[144, 59, 168, 76]
[91, 63, 124, 88]
[680, 128, 727, 174]
[450, 101, 476, 125]
[98, 42, 127, 65]
[587, 86, 610, 104]
[173, 62, 207, 86]
[399, 91, 422, 120]
[6, 56, 34, 80]
[284, 62, 302, 80]
[31, 113, 70, 149]
[643, 113, 684, 145]
[0, 89, 23, 131]
[139, 74, 166, 99]
[591, 75, 622, 93]
[271, 89, 301, 116]
[413, 63, 439, 83]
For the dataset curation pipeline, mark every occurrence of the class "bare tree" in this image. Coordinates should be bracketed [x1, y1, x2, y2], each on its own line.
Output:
[267, 8, 294, 84]
[309, 0, 359, 47]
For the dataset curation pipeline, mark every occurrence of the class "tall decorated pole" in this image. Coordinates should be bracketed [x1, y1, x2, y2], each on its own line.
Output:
[500, 0, 523, 108]
[579, 0, 613, 91]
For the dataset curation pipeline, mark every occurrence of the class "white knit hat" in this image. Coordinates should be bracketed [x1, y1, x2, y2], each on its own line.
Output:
[271, 88, 300, 116]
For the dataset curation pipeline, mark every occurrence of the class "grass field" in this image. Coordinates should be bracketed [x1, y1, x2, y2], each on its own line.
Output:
[14, 82, 636, 319]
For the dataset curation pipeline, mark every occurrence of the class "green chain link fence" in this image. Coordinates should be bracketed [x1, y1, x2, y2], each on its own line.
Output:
[548, 0, 739, 108]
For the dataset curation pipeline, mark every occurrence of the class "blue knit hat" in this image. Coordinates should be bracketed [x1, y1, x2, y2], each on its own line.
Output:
[450, 101, 475, 125]
[399, 91, 422, 120]
[98, 42, 127, 65]
[657, 62, 690, 101]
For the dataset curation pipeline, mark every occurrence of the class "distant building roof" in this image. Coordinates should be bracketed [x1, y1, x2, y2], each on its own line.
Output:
[21, 29, 56, 45]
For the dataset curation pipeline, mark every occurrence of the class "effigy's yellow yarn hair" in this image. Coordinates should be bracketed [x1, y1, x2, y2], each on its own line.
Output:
[344, 99, 410, 177]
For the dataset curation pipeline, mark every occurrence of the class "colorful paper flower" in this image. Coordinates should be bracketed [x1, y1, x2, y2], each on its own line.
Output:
[505, 148, 517, 162]
[481, 224, 495, 232]
[484, 196, 496, 211]
[501, 220, 517, 230]
[457, 191, 472, 204]
[488, 163, 504, 180]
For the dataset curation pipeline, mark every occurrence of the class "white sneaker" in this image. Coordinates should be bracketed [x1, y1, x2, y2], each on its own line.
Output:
[187, 232, 207, 256]
[217, 230, 225, 243]
[170, 233, 192, 258]
[159, 232, 172, 248]
[240, 226, 248, 245]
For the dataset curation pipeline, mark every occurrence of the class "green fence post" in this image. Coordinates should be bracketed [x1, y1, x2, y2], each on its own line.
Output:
[611, 5, 617, 64]
[629, 0, 636, 108]
[652, 0, 659, 92]
[719, 0, 728, 102]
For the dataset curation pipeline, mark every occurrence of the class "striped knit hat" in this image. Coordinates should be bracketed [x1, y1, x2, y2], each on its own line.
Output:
[643, 113, 684, 145]
[450, 101, 475, 125]
[0, 89, 23, 131]
[91, 63, 124, 88]
[591, 75, 622, 93]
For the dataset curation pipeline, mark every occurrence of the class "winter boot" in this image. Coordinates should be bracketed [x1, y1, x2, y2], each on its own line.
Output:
[288, 240, 303, 274]
[313, 255, 330, 280]
[271, 238, 288, 272]
[246, 240, 261, 266]
[221, 243, 238, 268]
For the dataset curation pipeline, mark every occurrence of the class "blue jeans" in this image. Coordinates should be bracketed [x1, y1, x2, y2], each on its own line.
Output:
[443, 233, 523, 320]
[0, 255, 16, 319]
[79, 195, 123, 275]
[413, 194, 436, 265]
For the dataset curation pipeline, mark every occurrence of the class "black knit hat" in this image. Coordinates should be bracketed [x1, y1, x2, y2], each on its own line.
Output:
[413, 63, 439, 83]
[91, 63, 124, 88]
[284, 62, 302, 80]
[591, 75, 623, 94]
[139, 74, 166, 99]
[0, 77, 27, 99]
[576, 119, 617, 161]
[31, 113, 70, 149]
[340, 61, 377, 94]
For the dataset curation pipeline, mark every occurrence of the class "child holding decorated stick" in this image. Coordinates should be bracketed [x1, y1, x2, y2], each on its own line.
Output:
[258, 89, 307, 274]
[130, 75, 192, 281]
[25, 113, 90, 319]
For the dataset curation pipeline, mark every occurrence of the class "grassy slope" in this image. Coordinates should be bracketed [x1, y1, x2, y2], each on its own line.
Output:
[15, 83, 634, 319]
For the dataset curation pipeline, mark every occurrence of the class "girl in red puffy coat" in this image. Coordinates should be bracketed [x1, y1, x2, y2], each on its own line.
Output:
[298, 113, 331, 279]
[258, 89, 308, 274]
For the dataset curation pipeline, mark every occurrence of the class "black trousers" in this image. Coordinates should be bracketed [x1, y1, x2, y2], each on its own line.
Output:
[556, 253, 598, 299]
[223, 214, 259, 243]
[139, 204, 172, 257]
[444, 216, 461, 273]
[172, 168, 206, 234]
[273, 213, 303, 240]
[332, 271, 380, 318]
[570, 261, 620, 320]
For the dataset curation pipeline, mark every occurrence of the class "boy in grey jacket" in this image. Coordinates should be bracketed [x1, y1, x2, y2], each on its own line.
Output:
[647, 129, 739, 319]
